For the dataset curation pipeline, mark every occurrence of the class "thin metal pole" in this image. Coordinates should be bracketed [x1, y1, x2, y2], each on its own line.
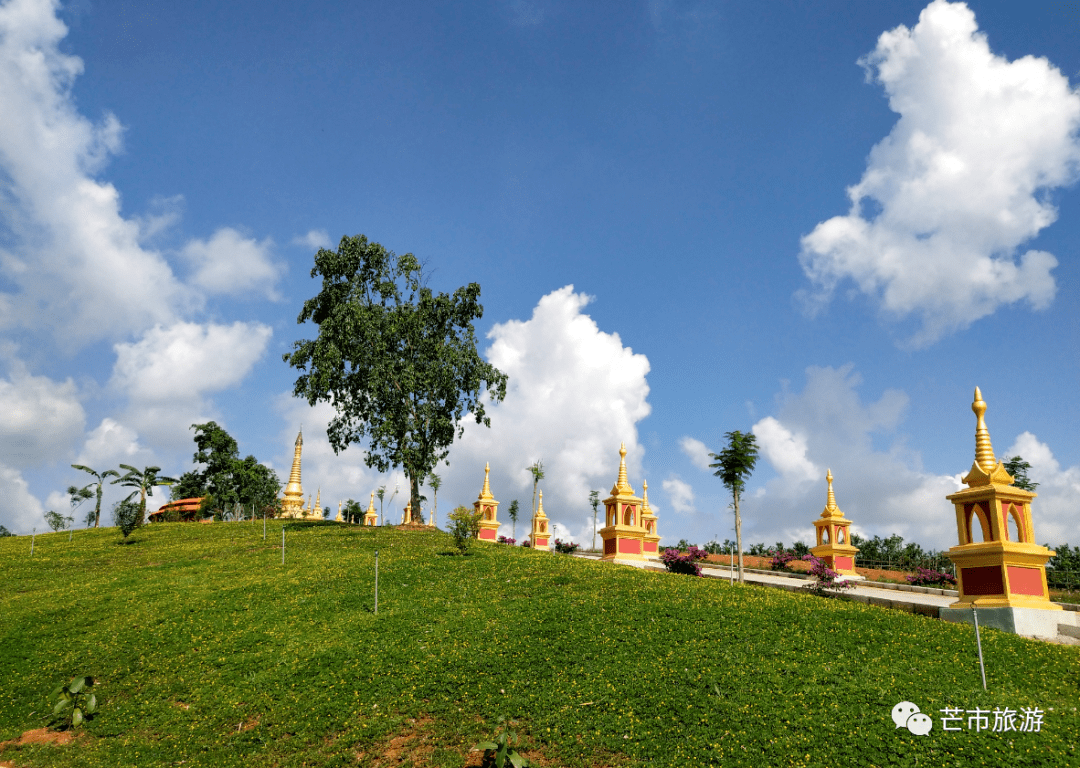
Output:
[374, 549, 379, 615]
[972, 607, 987, 690]
[263, 510, 266, 540]
[282, 527, 285, 565]
[69, 523, 73, 542]
[729, 543, 734, 585]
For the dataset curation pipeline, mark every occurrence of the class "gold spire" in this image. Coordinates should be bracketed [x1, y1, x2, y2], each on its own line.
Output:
[280, 429, 306, 517]
[535, 489, 547, 518]
[610, 443, 635, 495]
[972, 386, 997, 473]
[478, 462, 495, 501]
[642, 480, 650, 511]
[367, 491, 376, 514]
[819, 469, 846, 519]
[335, 500, 343, 523]
[315, 488, 321, 515]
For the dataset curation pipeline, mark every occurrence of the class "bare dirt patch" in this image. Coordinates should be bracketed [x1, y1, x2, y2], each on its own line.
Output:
[0, 727, 78, 763]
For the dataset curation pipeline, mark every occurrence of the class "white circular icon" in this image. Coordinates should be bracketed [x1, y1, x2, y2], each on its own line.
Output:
[892, 701, 933, 736]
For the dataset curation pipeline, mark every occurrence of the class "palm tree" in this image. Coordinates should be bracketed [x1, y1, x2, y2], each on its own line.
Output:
[709, 431, 759, 583]
[528, 460, 544, 518]
[113, 465, 177, 527]
[71, 465, 121, 528]
[589, 490, 600, 551]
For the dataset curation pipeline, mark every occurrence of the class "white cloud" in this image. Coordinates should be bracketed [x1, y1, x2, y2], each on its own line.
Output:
[180, 228, 283, 300]
[662, 474, 696, 514]
[751, 417, 818, 485]
[110, 321, 272, 445]
[75, 417, 153, 469]
[1004, 432, 1080, 547]
[0, 0, 191, 345]
[0, 361, 84, 465]
[799, 0, 1080, 346]
[293, 229, 332, 251]
[0, 461, 45, 534]
[743, 365, 963, 550]
[679, 436, 713, 470]
[441, 286, 652, 536]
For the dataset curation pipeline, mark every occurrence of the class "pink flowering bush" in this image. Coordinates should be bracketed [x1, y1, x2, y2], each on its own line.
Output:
[768, 550, 798, 572]
[906, 566, 956, 587]
[802, 554, 855, 594]
[497, 535, 517, 545]
[661, 546, 709, 577]
[553, 538, 580, 554]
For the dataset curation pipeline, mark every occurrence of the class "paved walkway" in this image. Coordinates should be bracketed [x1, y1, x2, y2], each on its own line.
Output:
[573, 553, 1079, 644]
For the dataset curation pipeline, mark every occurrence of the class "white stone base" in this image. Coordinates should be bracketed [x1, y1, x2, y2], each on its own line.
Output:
[835, 573, 865, 583]
[940, 605, 1079, 642]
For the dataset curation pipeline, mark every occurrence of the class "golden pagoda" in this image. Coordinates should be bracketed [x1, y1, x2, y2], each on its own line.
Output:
[280, 430, 305, 518]
[944, 387, 1058, 611]
[364, 491, 379, 526]
[307, 489, 321, 519]
[474, 463, 500, 541]
[640, 480, 660, 558]
[809, 470, 859, 577]
[402, 500, 413, 525]
[529, 489, 551, 550]
[599, 443, 645, 560]
[335, 500, 343, 523]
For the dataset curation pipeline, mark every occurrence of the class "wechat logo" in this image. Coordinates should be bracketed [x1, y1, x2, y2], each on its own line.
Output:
[892, 701, 933, 736]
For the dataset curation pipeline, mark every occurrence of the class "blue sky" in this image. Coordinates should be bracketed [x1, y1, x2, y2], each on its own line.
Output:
[2, 0, 1078, 551]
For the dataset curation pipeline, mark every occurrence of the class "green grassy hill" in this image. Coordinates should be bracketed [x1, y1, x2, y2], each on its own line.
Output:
[1, 522, 1077, 767]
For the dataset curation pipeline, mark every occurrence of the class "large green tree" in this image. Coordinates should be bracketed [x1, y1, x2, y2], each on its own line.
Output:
[174, 422, 282, 518]
[1004, 455, 1039, 492]
[70, 465, 120, 528]
[283, 235, 508, 525]
[709, 431, 759, 583]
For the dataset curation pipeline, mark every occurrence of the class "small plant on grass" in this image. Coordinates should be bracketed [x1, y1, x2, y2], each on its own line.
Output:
[906, 566, 957, 588]
[769, 549, 798, 572]
[49, 676, 97, 730]
[113, 499, 141, 542]
[802, 555, 855, 595]
[476, 716, 531, 768]
[661, 546, 708, 576]
[448, 505, 482, 554]
[553, 538, 580, 554]
[498, 535, 517, 545]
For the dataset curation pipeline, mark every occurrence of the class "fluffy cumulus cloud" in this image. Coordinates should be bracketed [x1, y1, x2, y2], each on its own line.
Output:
[0, 361, 84, 465]
[441, 286, 651, 544]
[735, 365, 965, 550]
[799, 0, 1080, 346]
[662, 474, 696, 514]
[181, 228, 283, 300]
[110, 321, 273, 445]
[0, 462, 46, 534]
[1004, 432, 1080, 547]
[0, 0, 190, 344]
[679, 436, 713, 471]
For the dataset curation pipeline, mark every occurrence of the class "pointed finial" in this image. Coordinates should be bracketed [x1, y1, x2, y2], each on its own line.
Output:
[972, 386, 996, 473]
[826, 469, 836, 510]
[478, 462, 495, 501]
[611, 442, 635, 495]
[537, 489, 546, 517]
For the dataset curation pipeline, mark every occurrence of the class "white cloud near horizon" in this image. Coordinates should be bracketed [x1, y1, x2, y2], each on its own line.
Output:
[0, 361, 84, 466]
[799, 0, 1080, 346]
[1004, 432, 1080, 548]
[444, 285, 652, 544]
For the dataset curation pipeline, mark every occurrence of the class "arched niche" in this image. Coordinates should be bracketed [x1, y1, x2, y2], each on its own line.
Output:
[1005, 504, 1025, 543]
[966, 504, 992, 543]
[821, 527, 830, 545]
[837, 528, 845, 544]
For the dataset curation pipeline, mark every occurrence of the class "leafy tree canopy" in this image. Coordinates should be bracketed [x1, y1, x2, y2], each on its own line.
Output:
[283, 234, 508, 523]
[1004, 455, 1039, 492]
[174, 422, 282, 516]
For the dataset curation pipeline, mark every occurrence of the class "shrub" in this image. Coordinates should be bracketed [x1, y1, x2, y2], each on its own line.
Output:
[497, 535, 517, 545]
[521, 539, 531, 548]
[112, 499, 141, 541]
[906, 566, 956, 587]
[802, 555, 855, 595]
[661, 546, 708, 577]
[44, 510, 72, 532]
[553, 538, 580, 554]
[0, 524, 13, 537]
[768, 550, 798, 572]
[448, 505, 482, 554]
[49, 676, 97, 730]
[476, 716, 531, 768]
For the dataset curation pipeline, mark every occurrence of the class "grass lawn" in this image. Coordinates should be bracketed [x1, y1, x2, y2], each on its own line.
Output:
[1, 522, 1078, 767]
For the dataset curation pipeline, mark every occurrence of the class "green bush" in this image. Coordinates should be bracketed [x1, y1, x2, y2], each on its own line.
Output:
[448, 505, 481, 554]
[49, 675, 97, 730]
[112, 499, 141, 540]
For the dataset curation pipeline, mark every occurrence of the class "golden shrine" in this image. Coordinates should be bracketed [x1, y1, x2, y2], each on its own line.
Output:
[599, 444, 647, 560]
[401, 500, 414, 524]
[281, 431, 307, 518]
[809, 470, 859, 577]
[335, 500, 343, 522]
[364, 492, 379, 526]
[944, 387, 1058, 611]
[641, 480, 660, 557]
[474, 463, 500, 541]
[529, 489, 551, 550]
